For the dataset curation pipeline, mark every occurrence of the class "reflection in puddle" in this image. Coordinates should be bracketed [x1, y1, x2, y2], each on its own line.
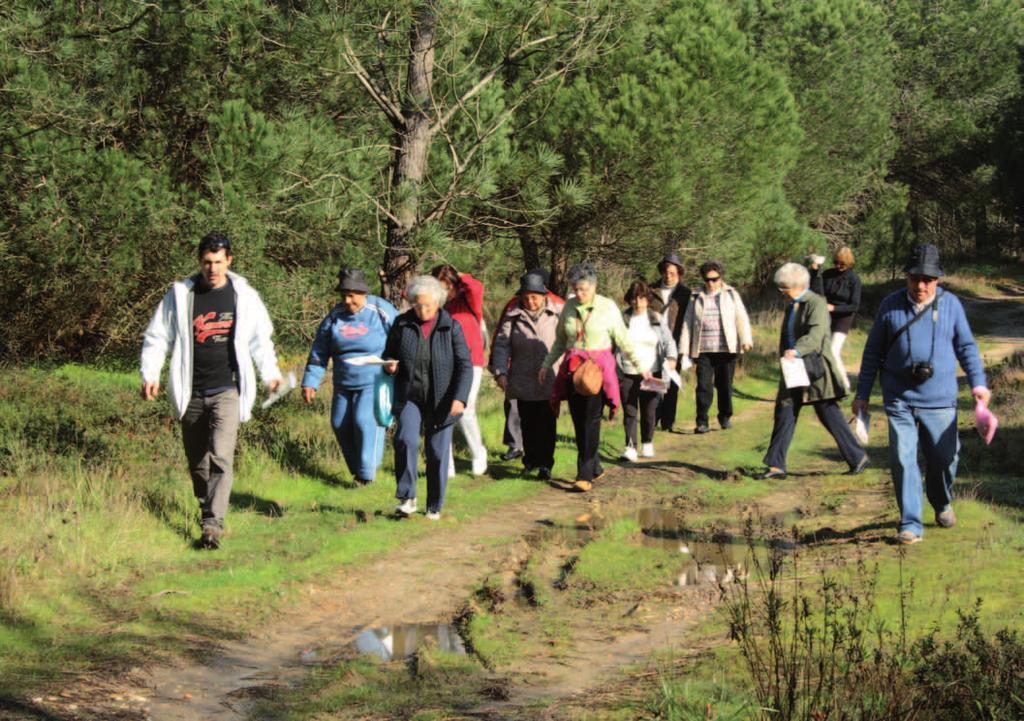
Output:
[636, 508, 775, 587]
[352, 624, 466, 661]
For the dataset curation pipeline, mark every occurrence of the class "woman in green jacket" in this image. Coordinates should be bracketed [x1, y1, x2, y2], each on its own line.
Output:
[757, 263, 867, 480]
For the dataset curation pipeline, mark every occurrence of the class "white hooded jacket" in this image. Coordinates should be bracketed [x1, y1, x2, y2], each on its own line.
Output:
[140, 271, 282, 423]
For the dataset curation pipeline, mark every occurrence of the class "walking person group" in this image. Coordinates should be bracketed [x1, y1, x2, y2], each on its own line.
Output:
[142, 234, 990, 549]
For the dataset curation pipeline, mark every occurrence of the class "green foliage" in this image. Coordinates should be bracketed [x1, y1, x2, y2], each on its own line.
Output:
[1, 0, 1022, 361]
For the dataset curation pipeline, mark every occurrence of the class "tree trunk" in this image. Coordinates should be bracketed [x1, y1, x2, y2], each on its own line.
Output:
[549, 232, 570, 297]
[517, 227, 541, 274]
[381, 7, 436, 305]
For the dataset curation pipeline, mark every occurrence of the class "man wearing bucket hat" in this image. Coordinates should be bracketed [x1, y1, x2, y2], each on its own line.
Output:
[853, 244, 990, 545]
[302, 268, 398, 485]
[650, 252, 692, 431]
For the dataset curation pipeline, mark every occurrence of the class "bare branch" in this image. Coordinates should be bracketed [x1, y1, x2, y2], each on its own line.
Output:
[277, 170, 401, 226]
[341, 36, 404, 129]
[430, 32, 560, 135]
[67, 4, 156, 40]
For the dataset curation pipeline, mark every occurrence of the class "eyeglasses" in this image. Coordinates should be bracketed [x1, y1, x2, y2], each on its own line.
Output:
[908, 274, 938, 284]
[777, 286, 790, 293]
[703, 275, 721, 282]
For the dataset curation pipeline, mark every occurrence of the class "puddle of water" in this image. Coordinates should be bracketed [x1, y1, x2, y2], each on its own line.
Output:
[352, 624, 467, 661]
[636, 507, 797, 587]
[527, 519, 596, 547]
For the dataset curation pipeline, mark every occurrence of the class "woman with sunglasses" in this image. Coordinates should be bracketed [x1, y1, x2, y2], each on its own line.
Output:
[678, 260, 753, 434]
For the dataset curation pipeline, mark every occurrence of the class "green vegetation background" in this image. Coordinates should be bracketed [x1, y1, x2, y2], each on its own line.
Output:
[1, 0, 1023, 362]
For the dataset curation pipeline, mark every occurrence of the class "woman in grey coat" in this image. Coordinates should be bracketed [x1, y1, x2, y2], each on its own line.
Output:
[490, 273, 565, 480]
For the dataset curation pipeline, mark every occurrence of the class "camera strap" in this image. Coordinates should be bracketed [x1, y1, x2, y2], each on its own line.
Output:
[884, 291, 940, 360]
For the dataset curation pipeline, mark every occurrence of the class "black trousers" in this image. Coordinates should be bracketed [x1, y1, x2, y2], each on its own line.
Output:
[516, 399, 556, 470]
[763, 388, 865, 471]
[567, 386, 605, 481]
[657, 381, 679, 430]
[502, 398, 523, 451]
[619, 374, 658, 446]
[695, 352, 737, 424]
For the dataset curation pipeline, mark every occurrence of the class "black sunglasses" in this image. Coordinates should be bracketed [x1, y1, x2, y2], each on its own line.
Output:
[703, 275, 721, 282]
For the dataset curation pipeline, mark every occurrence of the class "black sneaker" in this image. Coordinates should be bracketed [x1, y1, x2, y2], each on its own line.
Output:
[500, 448, 524, 461]
[199, 526, 223, 550]
[719, 418, 732, 430]
[694, 424, 711, 434]
[536, 467, 552, 481]
[846, 454, 869, 476]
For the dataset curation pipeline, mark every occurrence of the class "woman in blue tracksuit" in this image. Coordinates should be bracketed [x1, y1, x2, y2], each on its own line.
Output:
[302, 269, 397, 484]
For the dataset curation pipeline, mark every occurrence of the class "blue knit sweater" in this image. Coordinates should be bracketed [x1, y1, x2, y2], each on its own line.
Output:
[855, 288, 986, 408]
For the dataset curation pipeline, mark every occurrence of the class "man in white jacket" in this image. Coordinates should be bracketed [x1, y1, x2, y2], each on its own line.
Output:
[140, 232, 282, 549]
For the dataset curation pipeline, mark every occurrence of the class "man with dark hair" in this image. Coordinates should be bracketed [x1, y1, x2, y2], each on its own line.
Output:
[854, 244, 990, 545]
[141, 232, 282, 549]
[650, 252, 692, 431]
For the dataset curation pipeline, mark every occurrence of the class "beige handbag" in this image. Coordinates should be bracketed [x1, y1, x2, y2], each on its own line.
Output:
[571, 308, 603, 396]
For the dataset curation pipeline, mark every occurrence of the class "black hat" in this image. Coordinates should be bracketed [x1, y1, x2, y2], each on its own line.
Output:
[657, 252, 684, 273]
[903, 244, 944, 278]
[527, 267, 551, 288]
[519, 272, 547, 295]
[335, 268, 370, 293]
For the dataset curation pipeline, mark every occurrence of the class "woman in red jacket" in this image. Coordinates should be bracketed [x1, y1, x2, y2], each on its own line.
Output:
[432, 264, 489, 476]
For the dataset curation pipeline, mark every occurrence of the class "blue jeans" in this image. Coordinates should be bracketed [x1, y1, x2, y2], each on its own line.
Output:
[331, 386, 386, 482]
[884, 399, 959, 536]
[393, 401, 454, 513]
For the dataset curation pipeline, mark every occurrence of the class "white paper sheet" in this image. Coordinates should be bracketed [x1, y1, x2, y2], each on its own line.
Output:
[344, 355, 390, 366]
[850, 410, 869, 445]
[261, 371, 297, 409]
[641, 377, 670, 393]
[780, 356, 810, 389]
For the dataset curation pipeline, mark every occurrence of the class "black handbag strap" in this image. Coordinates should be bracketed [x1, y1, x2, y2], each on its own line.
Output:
[884, 292, 940, 358]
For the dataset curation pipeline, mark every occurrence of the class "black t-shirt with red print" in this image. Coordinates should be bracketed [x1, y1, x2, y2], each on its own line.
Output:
[192, 278, 238, 394]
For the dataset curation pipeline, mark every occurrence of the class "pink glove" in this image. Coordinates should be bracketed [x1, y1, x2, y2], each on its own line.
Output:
[974, 400, 998, 445]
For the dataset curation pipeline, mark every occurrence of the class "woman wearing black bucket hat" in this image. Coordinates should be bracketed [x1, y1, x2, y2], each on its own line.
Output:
[301, 269, 398, 484]
[490, 273, 565, 480]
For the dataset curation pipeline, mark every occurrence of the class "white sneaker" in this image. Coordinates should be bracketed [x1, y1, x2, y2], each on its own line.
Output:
[620, 445, 638, 462]
[425, 511, 441, 521]
[640, 443, 655, 458]
[471, 455, 488, 476]
[395, 498, 417, 517]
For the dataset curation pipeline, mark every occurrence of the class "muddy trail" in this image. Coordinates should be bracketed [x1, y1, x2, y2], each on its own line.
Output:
[18, 282, 1022, 721]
